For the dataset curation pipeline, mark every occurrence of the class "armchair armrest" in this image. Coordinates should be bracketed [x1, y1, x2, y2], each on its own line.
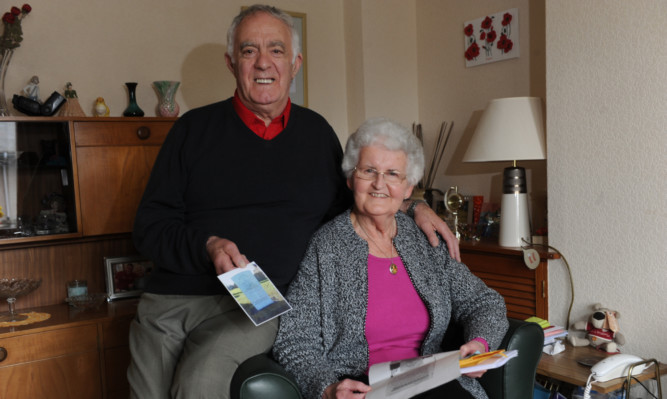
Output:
[230, 353, 302, 399]
[479, 318, 545, 399]
[231, 318, 544, 399]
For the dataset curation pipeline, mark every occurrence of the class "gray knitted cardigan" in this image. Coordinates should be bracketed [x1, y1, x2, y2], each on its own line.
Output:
[273, 210, 508, 399]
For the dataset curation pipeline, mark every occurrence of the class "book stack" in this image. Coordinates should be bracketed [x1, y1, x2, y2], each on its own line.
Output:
[525, 317, 568, 345]
[543, 325, 568, 345]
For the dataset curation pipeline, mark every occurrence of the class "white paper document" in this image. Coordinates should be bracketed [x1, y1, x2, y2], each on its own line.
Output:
[367, 351, 460, 399]
[218, 262, 292, 326]
[366, 349, 518, 399]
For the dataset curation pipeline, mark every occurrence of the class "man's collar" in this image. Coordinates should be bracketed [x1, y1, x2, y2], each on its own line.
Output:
[232, 91, 291, 133]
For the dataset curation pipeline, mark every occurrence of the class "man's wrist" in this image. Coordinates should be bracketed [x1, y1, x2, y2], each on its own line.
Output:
[406, 199, 427, 218]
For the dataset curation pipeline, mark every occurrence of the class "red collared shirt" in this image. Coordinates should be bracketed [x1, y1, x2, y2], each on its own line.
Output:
[232, 91, 291, 140]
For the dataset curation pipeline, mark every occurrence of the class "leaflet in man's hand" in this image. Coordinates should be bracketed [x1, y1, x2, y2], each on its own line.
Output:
[366, 349, 518, 399]
[217, 262, 291, 326]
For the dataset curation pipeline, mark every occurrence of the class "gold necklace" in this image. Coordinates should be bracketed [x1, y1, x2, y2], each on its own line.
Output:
[357, 218, 398, 275]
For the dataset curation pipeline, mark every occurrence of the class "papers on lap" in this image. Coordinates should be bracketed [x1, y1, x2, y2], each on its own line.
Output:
[218, 262, 292, 326]
[366, 349, 518, 399]
[459, 349, 518, 373]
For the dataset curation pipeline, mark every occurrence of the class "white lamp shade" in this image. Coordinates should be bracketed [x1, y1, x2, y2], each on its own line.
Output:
[463, 97, 546, 162]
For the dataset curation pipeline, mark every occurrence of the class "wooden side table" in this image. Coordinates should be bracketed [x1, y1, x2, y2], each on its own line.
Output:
[460, 239, 558, 320]
[537, 343, 666, 394]
[0, 300, 137, 399]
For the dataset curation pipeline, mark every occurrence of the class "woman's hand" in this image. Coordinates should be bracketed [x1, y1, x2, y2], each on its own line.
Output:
[322, 379, 372, 399]
[460, 339, 488, 378]
[412, 201, 461, 261]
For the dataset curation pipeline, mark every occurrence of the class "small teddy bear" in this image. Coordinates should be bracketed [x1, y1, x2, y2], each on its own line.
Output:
[568, 303, 625, 353]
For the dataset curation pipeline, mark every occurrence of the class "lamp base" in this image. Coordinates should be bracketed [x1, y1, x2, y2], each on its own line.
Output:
[499, 192, 531, 247]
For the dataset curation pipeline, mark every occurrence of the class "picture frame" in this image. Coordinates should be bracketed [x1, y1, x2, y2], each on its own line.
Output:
[463, 8, 520, 67]
[240, 7, 307, 107]
[104, 255, 153, 301]
[286, 10, 308, 107]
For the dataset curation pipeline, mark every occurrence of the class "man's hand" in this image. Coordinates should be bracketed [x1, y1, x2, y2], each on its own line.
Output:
[413, 201, 461, 261]
[206, 236, 249, 274]
[322, 379, 371, 399]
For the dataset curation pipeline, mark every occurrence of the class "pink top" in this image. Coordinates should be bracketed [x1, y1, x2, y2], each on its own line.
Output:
[365, 254, 430, 370]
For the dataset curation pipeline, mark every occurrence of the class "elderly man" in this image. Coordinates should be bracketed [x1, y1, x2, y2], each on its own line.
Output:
[128, 5, 459, 398]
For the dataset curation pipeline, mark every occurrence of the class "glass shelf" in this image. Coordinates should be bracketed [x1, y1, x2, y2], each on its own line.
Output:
[0, 120, 77, 241]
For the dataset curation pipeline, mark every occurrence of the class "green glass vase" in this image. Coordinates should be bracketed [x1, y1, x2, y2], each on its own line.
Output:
[123, 82, 144, 117]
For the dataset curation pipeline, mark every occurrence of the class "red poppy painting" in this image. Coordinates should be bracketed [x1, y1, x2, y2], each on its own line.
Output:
[464, 8, 519, 67]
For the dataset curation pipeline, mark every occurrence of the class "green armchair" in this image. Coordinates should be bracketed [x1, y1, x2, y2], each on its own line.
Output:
[230, 318, 544, 399]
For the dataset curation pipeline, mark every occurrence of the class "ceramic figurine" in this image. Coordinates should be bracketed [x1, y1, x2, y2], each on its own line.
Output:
[59, 82, 86, 117]
[21, 75, 40, 102]
[93, 97, 110, 117]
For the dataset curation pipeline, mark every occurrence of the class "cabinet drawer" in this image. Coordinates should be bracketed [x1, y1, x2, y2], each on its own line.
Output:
[0, 350, 102, 399]
[0, 324, 98, 367]
[74, 121, 171, 146]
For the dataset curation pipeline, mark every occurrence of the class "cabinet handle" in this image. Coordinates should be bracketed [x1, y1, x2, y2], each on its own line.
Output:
[0, 347, 6, 362]
[136, 126, 151, 140]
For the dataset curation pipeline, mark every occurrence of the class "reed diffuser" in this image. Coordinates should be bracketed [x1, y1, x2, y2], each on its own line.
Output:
[412, 121, 454, 207]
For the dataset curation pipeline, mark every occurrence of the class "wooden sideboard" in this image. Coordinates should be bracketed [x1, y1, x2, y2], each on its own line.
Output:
[0, 117, 173, 397]
[73, 119, 172, 236]
[460, 239, 557, 320]
[0, 117, 174, 309]
[0, 300, 137, 399]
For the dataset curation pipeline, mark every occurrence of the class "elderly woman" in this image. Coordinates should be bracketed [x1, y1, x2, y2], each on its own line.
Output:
[273, 118, 508, 399]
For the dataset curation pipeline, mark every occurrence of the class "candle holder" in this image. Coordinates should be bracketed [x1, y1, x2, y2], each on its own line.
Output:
[0, 278, 42, 322]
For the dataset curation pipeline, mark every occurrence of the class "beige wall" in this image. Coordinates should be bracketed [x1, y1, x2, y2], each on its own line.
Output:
[342, 0, 419, 133]
[546, 0, 667, 369]
[415, 0, 547, 229]
[2, 0, 349, 136]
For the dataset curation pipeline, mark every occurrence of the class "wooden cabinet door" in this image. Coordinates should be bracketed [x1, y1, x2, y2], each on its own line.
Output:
[101, 314, 133, 398]
[460, 240, 551, 320]
[0, 324, 101, 398]
[0, 351, 102, 399]
[74, 120, 172, 236]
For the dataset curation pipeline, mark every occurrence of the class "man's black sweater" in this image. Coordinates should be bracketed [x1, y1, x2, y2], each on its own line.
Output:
[133, 98, 351, 295]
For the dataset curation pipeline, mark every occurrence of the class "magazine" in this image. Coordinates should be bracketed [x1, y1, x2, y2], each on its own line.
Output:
[366, 349, 518, 399]
[217, 262, 292, 326]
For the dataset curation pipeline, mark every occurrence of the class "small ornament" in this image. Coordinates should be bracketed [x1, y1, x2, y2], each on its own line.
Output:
[153, 80, 180, 117]
[123, 82, 144, 117]
[389, 264, 398, 275]
[59, 82, 86, 117]
[93, 97, 110, 117]
[21, 75, 39, 102]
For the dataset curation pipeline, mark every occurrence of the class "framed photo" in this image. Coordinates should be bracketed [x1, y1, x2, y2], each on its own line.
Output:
[104, 255, 153, 301]
[286, 10, 308, 107]
[241, 7, 307, 107]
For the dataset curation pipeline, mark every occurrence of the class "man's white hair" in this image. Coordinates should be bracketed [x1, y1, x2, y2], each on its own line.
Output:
[226, 4, 301, 65]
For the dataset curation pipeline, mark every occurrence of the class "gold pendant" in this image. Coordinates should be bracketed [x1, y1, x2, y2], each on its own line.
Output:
[389, 263, 397, 275]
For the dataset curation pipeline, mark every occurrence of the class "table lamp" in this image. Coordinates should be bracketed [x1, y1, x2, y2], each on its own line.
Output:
[463, 97, 546, 247]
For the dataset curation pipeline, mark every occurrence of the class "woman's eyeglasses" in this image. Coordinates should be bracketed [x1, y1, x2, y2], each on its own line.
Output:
[354, 167, 406, 185]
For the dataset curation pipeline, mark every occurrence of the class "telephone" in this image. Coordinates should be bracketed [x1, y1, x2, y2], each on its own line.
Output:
[590, 353, 646, 382]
